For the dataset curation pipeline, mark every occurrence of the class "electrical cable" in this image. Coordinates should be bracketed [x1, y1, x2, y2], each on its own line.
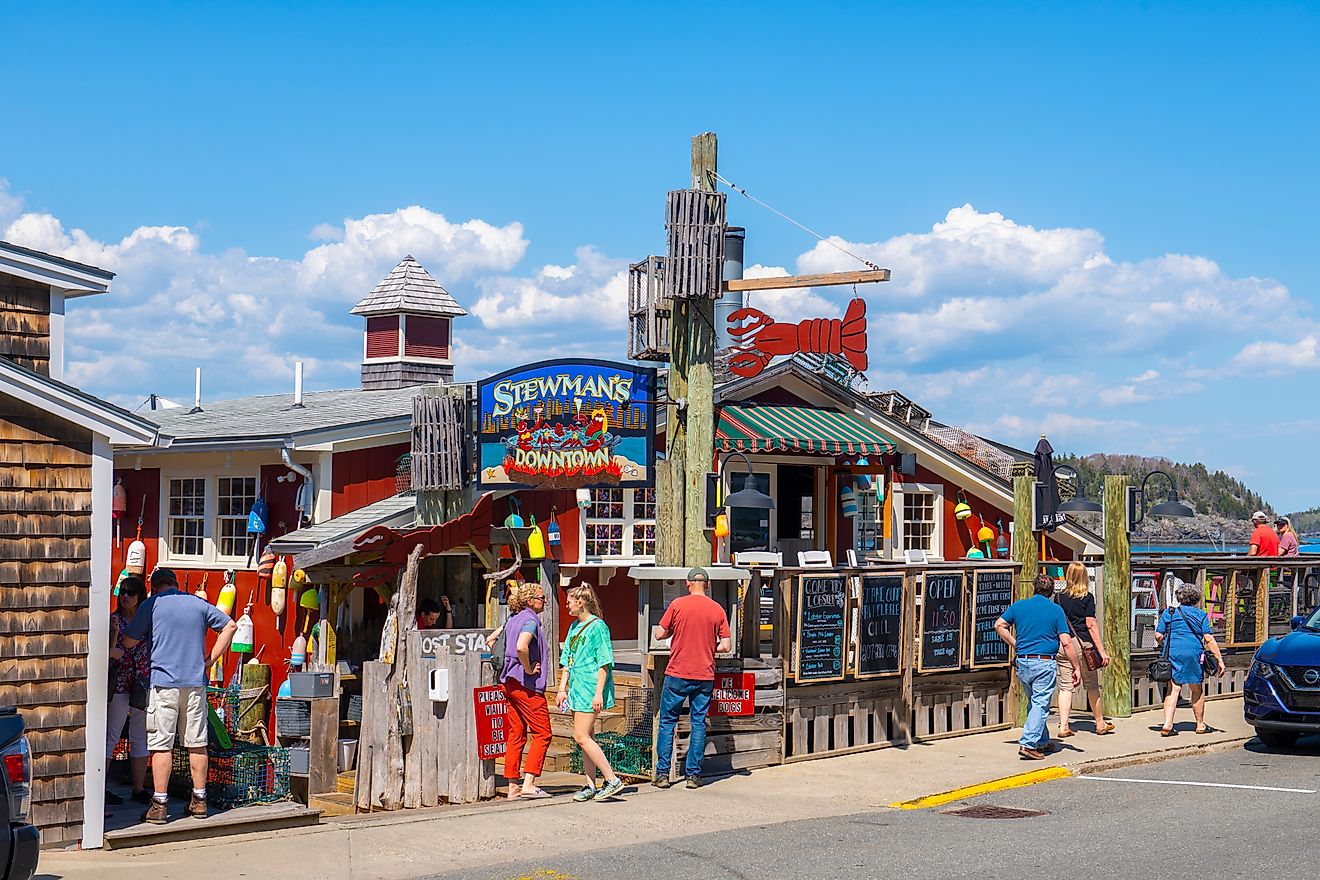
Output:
[710, 170, 883, 272]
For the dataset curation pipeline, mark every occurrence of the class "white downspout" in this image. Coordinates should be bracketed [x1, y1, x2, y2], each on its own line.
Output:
[281, 447, 315, 526]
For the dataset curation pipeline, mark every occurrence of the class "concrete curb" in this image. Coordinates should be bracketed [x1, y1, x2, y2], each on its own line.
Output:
[889, 767, 1073, 810]
[1070, 737, 1252, 776]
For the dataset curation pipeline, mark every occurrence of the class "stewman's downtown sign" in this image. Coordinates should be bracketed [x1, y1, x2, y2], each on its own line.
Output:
[476, 359, 656, 490]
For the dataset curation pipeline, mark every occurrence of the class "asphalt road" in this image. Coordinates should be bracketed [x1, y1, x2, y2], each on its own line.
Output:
[425, 736, 1320, 880]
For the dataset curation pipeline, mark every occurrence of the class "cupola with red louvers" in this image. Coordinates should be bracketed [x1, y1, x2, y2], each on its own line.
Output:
[352, 255, 466, 389]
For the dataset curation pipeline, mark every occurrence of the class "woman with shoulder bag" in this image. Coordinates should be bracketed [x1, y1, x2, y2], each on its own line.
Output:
[556, 583, 625, 803]
[1054, 563, 1115, 737]
[1154, 582, 1226, 736]
[106, 576, 152, 805]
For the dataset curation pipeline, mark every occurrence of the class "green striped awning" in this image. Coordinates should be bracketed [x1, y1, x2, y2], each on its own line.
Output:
[715, 405, 897, 456]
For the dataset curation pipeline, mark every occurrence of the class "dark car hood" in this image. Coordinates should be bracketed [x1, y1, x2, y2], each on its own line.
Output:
[1257, 629, 1320, 665]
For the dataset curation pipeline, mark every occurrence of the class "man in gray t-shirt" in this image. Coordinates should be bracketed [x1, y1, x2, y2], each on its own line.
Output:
[123, 568, 235, 823]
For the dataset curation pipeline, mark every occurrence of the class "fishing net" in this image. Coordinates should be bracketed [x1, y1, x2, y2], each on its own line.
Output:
[171, 741, 291, 808]
[207, 684, 240, 738]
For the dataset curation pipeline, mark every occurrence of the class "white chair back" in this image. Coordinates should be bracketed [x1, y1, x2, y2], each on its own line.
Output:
[734, 551, 783, 571]
[797, 550, 833, 568]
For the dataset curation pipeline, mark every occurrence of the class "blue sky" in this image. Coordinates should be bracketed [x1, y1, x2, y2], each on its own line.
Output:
[3, 2, 1318, 511]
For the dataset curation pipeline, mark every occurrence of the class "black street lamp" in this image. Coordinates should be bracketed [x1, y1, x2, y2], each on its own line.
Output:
[722, 451, 774, 511]
[1128, 468, 1194, 531]
[1054, 464, 1103, 514]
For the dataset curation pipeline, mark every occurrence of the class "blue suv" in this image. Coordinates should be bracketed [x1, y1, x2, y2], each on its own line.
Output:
[1244, 605, 1320, 748]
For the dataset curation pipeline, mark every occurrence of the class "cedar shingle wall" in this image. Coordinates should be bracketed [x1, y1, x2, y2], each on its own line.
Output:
[0, 276, 51, 376]
[0, 396, 92, 846]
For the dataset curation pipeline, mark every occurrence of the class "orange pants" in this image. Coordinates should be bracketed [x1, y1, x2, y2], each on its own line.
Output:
[502, 680, 552, 780]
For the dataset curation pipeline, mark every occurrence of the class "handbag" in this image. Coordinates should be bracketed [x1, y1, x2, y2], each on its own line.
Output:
[1147, 609, 1175, 682]
[1175, 606, 1220, 679]
[1055, 596, 1104, 671]
[129, 675, 150, 711]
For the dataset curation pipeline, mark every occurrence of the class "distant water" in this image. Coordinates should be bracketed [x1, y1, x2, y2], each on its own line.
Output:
[1133, 542, 1320, 555]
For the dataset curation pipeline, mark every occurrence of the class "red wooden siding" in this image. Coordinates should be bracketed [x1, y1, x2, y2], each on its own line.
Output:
[403, 315, 450, 359]
[365, 315, 400, 359]
[330, 442, 409, 517]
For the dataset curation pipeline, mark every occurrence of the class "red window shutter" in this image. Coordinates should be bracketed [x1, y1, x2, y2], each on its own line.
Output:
[404, 316, 450, 359]
[365, 316, 400, 359]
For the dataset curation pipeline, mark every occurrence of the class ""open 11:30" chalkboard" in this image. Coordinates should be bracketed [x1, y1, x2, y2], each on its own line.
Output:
[795, 574, 849, 683]
[918, 571, 965, 672]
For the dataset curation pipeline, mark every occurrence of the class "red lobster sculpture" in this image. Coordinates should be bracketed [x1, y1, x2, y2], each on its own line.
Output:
[726, 298, 868, 378]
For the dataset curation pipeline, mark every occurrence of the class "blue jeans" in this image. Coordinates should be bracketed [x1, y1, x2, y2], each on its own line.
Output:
[1016, 658, 1058, 748]
[655, 675, 715, 777]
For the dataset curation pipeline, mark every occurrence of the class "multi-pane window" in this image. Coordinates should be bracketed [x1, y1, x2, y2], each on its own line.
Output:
[902, 489, 939, 554]
[216, 477, 257, 559]
[584, 488, 657, 559]
[631, 488, 657, 557]
[168, 478, 206, 557]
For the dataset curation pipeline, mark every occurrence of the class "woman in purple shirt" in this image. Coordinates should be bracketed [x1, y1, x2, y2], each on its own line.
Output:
[499, 582, 553, 799]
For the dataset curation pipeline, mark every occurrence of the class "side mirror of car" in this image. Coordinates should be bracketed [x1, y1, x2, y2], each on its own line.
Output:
[1290, 615, 1305, 631]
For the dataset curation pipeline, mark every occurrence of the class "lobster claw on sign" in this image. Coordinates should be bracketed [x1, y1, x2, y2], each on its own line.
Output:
[726, 307, 774, 342]
[839, 298, 868, 372]
[726, 348, 772, 379]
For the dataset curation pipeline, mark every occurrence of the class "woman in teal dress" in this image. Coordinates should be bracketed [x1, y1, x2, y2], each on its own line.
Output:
[1155, 583, 1226, 736]
[556, 583, 624, 802]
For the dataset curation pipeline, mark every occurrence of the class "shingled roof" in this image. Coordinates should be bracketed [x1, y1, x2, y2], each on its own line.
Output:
[350, 255, 466, 318]
[143, 385, 418, 445]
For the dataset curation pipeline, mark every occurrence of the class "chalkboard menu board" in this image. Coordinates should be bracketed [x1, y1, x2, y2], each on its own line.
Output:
[970, 569, 1014, 668]
[794, 574, 848, 683]
[854, 574, 904, 678]
[918, 571, 965, 672]
[1232, 570, 1261, 645]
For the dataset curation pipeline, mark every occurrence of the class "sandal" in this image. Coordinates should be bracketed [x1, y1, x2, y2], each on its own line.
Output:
[520, 787, 552, 799]
[1058, 729, 1076, 738]
[505, 783, 522, 801]
[1160, 727, 1175, 737]
[1095, 722, 1116, 735]
[1194, 725, 1215, 735]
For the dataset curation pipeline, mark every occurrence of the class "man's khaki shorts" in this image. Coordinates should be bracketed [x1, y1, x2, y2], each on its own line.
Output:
[146, 686, 208, 751]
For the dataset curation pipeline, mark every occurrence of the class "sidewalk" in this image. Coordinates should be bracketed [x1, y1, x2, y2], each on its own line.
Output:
[43, 700, 1252, 880]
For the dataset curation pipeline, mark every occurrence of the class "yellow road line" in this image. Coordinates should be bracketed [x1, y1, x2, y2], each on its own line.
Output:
[890, 766, 1072, 809]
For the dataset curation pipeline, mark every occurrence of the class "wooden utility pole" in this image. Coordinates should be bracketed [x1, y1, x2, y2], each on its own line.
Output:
[1101, 474, 1132, 717]
[658, 132, 719, 567]
[1011, 472, 1039, 725]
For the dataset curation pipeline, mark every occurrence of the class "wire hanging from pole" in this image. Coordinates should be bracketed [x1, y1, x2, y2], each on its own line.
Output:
[709, 170, 883, 273]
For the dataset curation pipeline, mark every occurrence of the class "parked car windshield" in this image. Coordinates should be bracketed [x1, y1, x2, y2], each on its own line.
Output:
[1302, 607, 1320, 632]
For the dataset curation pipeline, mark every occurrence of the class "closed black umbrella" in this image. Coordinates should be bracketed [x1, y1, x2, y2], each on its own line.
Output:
[1033, 435, 1065, 533]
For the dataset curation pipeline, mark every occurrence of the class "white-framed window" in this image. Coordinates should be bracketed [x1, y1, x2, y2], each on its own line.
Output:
[897, 483, 943, 558]
[216, 476, 258, 560]
[167, 477, 207, 558]
[583, 487, 657, 560]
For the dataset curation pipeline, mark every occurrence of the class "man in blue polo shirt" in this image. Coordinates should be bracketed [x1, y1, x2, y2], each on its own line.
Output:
[995, 573, 1082, 760]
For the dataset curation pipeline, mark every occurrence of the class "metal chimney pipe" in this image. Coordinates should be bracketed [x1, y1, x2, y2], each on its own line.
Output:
[293, 361, 305, 408]
[715, 226, 746, 351]
[189, 367, 203, 414]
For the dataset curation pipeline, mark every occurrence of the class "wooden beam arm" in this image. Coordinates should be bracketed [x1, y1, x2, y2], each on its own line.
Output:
[723, 268, 890, 292]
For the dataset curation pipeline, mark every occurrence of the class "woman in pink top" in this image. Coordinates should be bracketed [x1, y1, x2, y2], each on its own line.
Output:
[1276, 516, 1301, 557]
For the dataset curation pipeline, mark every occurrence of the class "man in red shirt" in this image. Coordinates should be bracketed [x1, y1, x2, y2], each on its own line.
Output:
[1248, 511, 1280, 556]
[651, 568, 731, 789]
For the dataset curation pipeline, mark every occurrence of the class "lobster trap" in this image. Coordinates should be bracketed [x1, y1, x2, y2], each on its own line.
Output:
[664, 189, 726, 302]
[628, 255, 670, 361]
[171, 741, 291, 808]
[571, 733, 654, 779]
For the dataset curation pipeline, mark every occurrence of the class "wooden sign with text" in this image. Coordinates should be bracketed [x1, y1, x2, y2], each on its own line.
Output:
[472, 686, 509, 759]
[711, 672, 755, 716]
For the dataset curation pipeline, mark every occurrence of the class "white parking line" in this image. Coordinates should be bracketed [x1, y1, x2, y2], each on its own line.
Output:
[1079, 776, 1316, 794]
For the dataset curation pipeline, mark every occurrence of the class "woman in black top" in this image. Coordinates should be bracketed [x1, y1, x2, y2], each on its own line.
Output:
[1055, 563, 1114, 737]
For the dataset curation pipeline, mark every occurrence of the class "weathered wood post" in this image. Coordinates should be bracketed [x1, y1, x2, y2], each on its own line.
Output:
[1102, 474, 1133, 717]
[1011, 472, 1039, 725]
